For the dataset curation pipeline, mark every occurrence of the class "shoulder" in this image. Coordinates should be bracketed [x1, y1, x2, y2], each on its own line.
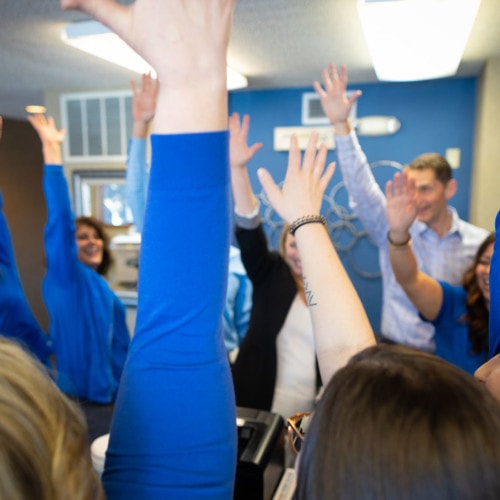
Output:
[457, 219, 490, 245]
[439, 281, 467, 310]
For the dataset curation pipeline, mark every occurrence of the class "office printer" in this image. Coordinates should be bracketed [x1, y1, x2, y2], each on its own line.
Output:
[235, 407, 285, 500]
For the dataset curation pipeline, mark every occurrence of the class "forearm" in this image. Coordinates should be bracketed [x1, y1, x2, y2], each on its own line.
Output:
[333, 119, 351, 136]
[295, 223, 375, 384]
[155, 83, 227, 134]
[43, 165, 78, 279]
[389, 237, 418, 286]
[132, 120, 149, 139]
[0, 195, 16, 267]
[41, 141, 63, 165]
[335, 132, 388, 243]
[126, 138, 149, 233]
[231, 167, 259, 215]
[389, 242, 442, 321]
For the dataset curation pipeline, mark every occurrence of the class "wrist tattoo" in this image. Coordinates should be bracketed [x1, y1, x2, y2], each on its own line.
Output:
[303, 278, 317, 307]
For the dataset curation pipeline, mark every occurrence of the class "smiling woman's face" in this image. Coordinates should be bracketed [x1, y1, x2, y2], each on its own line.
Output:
[475, 355, 500, 402]
[75, 223, 103, 271]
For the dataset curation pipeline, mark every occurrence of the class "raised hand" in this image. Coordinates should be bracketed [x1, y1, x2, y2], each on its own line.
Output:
[386, 170, 417, 238]
[229, 113, 263, 169]
[313, 64, 362, 127]
[27, 115, 65, 165]
[131, 73, 159, 138]
[257, 133, 335, 224]
[61, 0, 235, 132]
[61, 0, 233, 86]
[132, 73, 159, 124]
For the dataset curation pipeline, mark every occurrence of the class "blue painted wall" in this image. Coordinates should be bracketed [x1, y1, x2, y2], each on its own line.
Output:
[229, 77, 477, 332]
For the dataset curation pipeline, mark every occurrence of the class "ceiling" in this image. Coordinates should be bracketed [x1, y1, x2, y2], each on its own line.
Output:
[1, 0, 500, 120]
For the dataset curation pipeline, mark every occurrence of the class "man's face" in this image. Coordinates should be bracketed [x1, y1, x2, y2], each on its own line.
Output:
[406, 168, 451, 228]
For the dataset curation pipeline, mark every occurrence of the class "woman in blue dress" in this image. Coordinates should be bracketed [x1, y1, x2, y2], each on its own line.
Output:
[28, 114, 130, 405]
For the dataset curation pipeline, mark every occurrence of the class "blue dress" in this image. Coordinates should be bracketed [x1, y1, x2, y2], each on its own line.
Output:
[42, 165, 129, 402]
[0, 192, 52, 364]
[103, 132, 237, 498]
[432, 281, 487, 374]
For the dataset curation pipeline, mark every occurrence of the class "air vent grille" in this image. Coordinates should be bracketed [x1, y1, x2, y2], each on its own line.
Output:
[61, 90, 132, 162]
[301, 92, 357, 125]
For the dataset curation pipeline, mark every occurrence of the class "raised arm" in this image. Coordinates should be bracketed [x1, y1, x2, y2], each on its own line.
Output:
[126, 73, 158, 232]
[0, 192, 15, 268]
[228, 112, 263, 215]
[62, 0, 231, 133]
[28, 115, 80, 283]
[313, 64, 361, 136]
[131, 72, 158, 139]
[0, 119, 16, 268]
[258, 133, 375, 384]
[489, 210, 500, 357]
[27, 115, 64, 165]
[61, 1, 237, 498]
[386, 170, 443, 320]
[314, 64, 389, 245]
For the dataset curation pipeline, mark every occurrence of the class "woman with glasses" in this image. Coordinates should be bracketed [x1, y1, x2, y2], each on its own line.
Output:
[256, 130, 500, 498]
[386, 170, 493, 374]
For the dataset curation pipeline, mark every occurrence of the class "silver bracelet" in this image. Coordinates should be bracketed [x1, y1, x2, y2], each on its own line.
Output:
[288, 215, 326, 236]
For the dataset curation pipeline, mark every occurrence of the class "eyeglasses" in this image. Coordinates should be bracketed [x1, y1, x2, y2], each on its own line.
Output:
[287, 412, 311, 455]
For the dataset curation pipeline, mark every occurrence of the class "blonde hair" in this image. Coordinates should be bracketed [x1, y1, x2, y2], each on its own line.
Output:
[0, 338, 104, 499]
[279, 223, 290, 256]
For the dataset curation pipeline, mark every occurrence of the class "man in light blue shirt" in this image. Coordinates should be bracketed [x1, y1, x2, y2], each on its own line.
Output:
[313, 64, 489, 352]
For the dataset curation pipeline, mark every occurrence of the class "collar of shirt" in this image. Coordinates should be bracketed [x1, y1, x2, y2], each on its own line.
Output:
[414, 206, 462, 240]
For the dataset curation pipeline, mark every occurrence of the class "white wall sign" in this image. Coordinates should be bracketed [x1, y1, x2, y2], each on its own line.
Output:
[273, 126, 335, 151]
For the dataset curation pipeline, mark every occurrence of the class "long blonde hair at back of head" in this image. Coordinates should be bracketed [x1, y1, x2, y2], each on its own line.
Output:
[0, 338, 104, 500]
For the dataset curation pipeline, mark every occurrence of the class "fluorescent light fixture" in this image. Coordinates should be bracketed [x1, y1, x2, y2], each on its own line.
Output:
[62, 20, 248, 90]
[356, 115, 401, 136]
[357, 0, 482, 81]
[25, 105, 47, 114]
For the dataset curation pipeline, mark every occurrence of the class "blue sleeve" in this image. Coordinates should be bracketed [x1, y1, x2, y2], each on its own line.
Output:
[42, 165, 79, 284]
[103, 132, 237, 499]
[126, 138, 149, 233]
[223, 249, 253, 351]
[0, 192, 16, 268]
[489, 210, 500, 357]
[111, 296, 131, 384]
[233, 273, 252, 343]
[0, 192, 52, 364]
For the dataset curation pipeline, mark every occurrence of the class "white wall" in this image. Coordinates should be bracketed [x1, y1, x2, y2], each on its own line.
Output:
[471, 57, 500, 231]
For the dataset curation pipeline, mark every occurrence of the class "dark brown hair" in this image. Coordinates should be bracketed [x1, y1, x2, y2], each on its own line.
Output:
[406, 153, 452, 184]
[296, 344, 500, 500]
[75, 216, 113, 276]
[462, 232, 495, 354]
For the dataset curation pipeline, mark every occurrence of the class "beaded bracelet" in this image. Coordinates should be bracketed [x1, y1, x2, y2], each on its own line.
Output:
[288, 215, 326, 236]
